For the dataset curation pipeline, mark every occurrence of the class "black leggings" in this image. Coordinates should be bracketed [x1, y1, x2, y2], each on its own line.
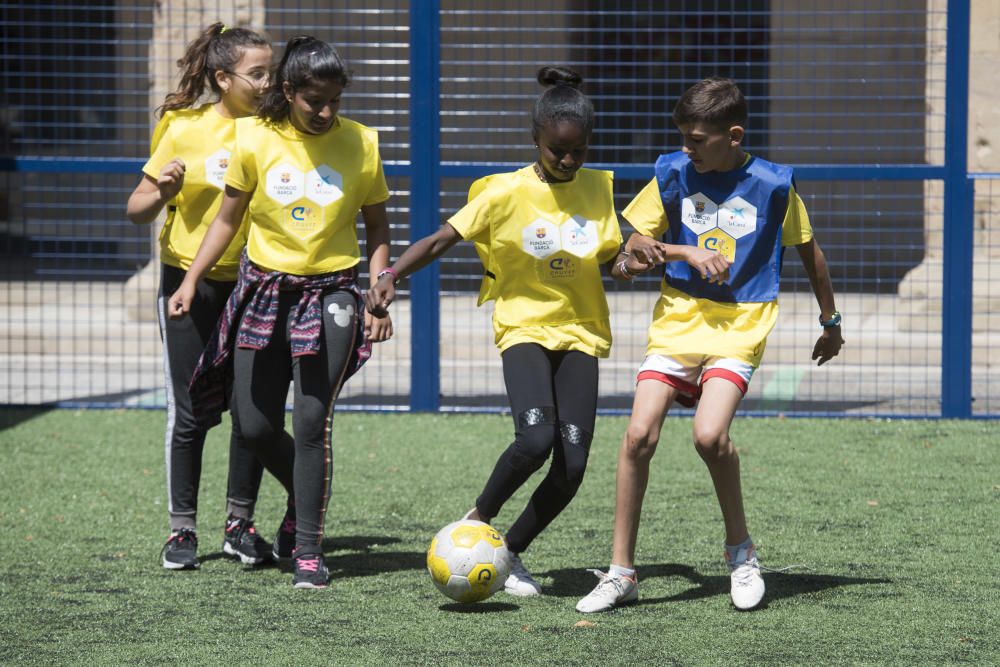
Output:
[232, 288, 358, 555]
[476, 343, 598, 554]
[158, 264, 267, 531]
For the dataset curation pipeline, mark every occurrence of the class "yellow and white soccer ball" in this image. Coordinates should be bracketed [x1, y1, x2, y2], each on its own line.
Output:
[427, 519, 512, 603]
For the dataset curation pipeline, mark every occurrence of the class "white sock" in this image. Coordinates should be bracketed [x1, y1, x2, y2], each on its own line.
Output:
[609, 564, 636, 579]
[725, 537, 755, 564]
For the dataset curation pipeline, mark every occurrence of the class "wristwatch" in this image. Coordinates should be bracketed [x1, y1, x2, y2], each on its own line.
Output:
[819, 311, 842, 328]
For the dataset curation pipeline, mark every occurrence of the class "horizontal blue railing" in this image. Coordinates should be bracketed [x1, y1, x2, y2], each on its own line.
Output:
[0, 157, 950, 183]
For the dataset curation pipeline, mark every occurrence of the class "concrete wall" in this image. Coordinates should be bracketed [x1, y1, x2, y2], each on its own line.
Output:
[898, 0, 998, 331]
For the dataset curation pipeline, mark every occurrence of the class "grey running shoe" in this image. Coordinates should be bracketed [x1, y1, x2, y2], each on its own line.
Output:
[222, 516, 273, 566]
[161, 528, 199, 570]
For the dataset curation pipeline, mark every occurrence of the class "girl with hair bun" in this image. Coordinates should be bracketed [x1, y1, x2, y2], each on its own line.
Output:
[367, 66, 624, 597]
[168, 35, 393, 589]
[127, 22, 296, 571]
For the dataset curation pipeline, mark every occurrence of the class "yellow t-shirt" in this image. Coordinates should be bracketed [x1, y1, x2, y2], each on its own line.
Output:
[622, 163, 813, 366]
[142, 105, 248, 281]
[225, 116, 389, 275]
[448, 166, 622, 357]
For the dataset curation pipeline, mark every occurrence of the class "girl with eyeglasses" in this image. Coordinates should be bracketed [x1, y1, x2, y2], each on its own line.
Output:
[127, 22, 296, 571]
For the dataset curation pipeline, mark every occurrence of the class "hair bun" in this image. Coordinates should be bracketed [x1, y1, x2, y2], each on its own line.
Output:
[537, 65, 582, 89]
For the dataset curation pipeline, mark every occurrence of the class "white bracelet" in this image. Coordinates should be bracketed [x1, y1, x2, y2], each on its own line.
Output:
[376, 268, 399, 285]
[617, 259, 634, 280]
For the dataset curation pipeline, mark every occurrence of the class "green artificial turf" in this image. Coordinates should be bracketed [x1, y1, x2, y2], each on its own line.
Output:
[0, 409, 997, 665]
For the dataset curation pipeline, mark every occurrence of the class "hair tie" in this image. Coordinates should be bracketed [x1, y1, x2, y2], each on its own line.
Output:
[220, 25, 228, 34]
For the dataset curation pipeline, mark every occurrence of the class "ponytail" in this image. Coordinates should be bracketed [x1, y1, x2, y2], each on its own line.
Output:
[156, 22, 270, 117]
[531, 65, 594, 137]
[258, 36, 351, 124]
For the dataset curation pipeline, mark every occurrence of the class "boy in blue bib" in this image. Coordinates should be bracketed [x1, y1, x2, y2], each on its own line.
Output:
[578, 77, 844, 613]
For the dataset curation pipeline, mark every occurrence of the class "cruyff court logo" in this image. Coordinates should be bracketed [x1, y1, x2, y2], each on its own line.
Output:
[547, 256, 577, 279]
[285, 205, 319, 234]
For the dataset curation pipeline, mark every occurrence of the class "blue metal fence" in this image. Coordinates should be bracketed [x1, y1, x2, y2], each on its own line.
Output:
[1, 1, 993, 418]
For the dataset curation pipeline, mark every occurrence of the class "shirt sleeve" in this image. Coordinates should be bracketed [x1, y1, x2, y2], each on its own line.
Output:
[224, 126, 256, 193]
[142, 115, 174, 181]
[447, 179, 493, 240]
[622, 177, 669, 237]
[598, 222, 625, 263]
[597, 172, 624, 263]
[363, 149, 390, 206]
[781, 186, 814, 246]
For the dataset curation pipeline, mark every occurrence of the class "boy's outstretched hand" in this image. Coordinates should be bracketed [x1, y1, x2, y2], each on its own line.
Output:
[685, 246, 732, 285]
[812, 327, 844, 366]
[626, 234, 731, 284]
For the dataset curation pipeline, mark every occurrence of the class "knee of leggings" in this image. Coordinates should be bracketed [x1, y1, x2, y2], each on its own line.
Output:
[236, 417, 281, 452]
[552, 421, 594, 494]
[509, 407, 558, 472]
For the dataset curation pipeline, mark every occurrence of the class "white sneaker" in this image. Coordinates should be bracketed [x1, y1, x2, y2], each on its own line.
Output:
[727, 545, 765, 610]
[504, 553, 542, 596]
[575, 568, 639, 613]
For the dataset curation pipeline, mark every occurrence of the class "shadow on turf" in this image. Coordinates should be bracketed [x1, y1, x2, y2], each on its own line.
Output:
[326, 535, 425, 579]
[0, 407, 53, 432]
[438, 601, 519, 613]
[542, 563, 891, 608]
[195, 535, 425, 577]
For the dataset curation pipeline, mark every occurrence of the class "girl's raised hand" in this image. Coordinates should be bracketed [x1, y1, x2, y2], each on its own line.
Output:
[158, 158, 186, 201]
[366, 274, 395, 318]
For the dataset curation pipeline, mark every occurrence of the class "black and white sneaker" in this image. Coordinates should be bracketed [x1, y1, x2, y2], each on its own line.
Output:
[292, 550, 329, 589]
[272, 512, 296, 562]
[161, 528, 199, 570]
[222, 516, 273, 566]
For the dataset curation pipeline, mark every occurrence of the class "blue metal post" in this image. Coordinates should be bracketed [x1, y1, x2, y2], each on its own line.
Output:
[408, 2, 441, 411]
[941, 0, 973, 417]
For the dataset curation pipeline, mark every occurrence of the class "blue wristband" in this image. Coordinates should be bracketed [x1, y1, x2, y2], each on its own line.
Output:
[819, 311, 842, 328]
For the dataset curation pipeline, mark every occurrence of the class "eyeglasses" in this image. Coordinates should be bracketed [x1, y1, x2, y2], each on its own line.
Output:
[227, 70, 270, 87]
